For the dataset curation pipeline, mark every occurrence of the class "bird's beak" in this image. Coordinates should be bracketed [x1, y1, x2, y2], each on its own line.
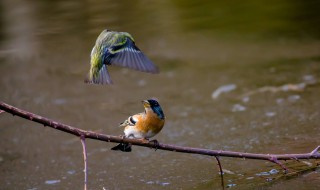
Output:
[142, 100, 150, 108]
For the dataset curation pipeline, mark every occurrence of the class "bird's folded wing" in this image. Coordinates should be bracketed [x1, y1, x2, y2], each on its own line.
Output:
[119, 115, 139, 127]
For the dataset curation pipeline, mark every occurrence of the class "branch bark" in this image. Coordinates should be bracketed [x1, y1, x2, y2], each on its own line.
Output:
[1, 101, 319, 162]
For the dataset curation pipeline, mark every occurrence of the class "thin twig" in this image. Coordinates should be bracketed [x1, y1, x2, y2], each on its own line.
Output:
[269, 157, 288, 173]
[214, 156, 225, 190]
[311, 146, 320, 155]
[80, 135, 88, 190]
[1, 101, 320, 171]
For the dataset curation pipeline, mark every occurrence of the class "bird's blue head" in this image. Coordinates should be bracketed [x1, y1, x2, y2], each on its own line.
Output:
[143, 99, 165, 120]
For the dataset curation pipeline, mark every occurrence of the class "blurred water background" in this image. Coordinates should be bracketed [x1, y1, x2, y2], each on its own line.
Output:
[0, 0, 320, 189]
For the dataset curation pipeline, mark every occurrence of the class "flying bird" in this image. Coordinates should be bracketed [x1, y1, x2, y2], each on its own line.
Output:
[85, 29, 159, 84]
[111, 99, 165, 152]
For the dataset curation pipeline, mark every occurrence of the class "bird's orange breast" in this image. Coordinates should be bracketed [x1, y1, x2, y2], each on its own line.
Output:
[134, 112, 165, 136]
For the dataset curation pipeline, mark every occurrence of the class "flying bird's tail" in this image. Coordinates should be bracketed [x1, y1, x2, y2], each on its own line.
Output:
[111, 143, 132, 152]
[84, 64, 113, 84]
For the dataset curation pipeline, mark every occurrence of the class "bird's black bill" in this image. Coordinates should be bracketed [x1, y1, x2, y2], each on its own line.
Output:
[111, 143, 132, 152]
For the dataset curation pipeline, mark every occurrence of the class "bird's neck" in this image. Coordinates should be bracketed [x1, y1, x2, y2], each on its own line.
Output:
[145, 107, 165, 120]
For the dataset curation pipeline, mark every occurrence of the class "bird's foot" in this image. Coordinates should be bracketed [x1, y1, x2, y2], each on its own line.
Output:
[149, 139, 160, 151]
[141, 138, 149, 144]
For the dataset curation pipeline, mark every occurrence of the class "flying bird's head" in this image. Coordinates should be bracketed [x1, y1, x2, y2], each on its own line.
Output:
[142, 99, 165, 120]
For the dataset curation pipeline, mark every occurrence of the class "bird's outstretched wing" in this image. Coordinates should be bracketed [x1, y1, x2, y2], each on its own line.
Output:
[107, 37, 159, 73]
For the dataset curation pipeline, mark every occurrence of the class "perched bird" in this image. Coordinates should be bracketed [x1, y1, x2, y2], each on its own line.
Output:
[111, 99, 165, 152]
[85, 29, 159, 84]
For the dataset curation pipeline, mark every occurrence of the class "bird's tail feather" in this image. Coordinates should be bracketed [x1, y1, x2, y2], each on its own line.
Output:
[111, 143, 132, 152]
[84, 65, 113, 84]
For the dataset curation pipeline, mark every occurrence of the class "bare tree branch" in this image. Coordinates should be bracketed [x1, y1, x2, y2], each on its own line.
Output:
[1, 101, 319, 164]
